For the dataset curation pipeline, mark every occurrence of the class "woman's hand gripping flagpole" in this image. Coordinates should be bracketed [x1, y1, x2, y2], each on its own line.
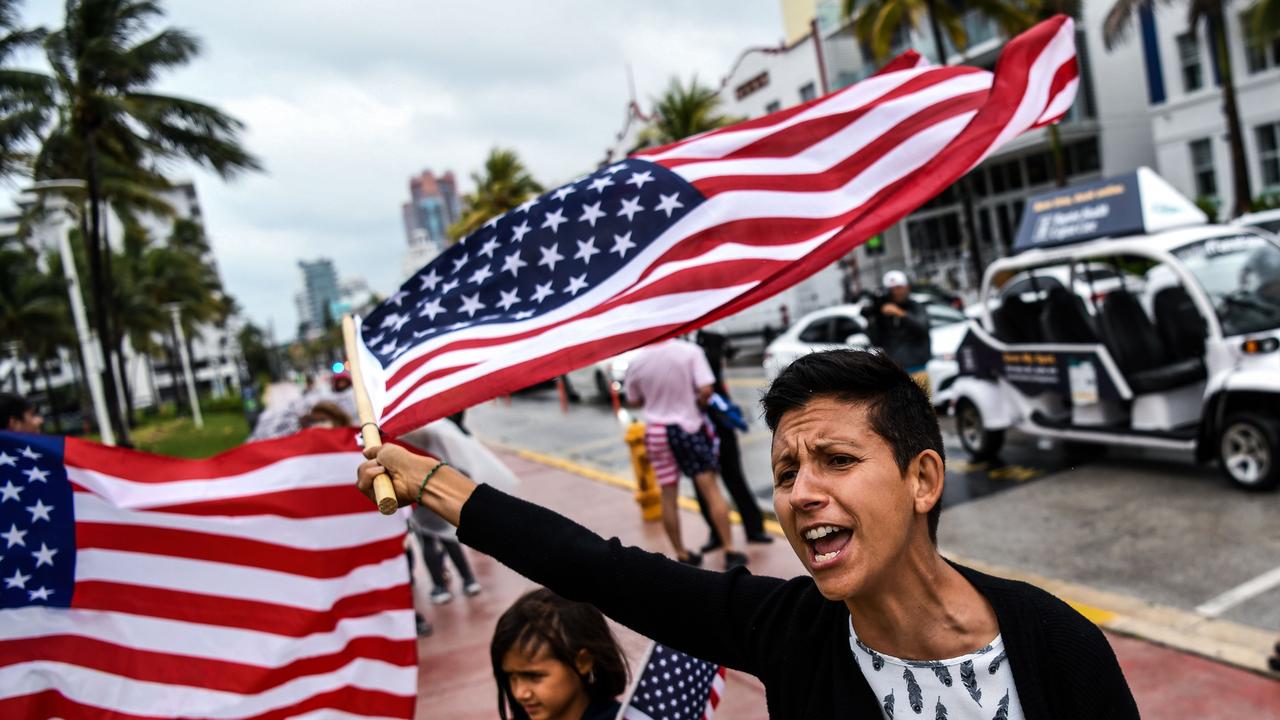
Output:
[342, 314, 399, 515]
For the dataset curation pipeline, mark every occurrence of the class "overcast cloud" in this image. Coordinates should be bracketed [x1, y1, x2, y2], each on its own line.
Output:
[19, 0, 785, 340]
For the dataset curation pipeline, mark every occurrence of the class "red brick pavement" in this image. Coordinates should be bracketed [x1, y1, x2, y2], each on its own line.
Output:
[414, 450, 1279, 719]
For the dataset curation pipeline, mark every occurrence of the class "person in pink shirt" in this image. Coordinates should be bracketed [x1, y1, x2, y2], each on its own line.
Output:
[624, 338, 746, 569]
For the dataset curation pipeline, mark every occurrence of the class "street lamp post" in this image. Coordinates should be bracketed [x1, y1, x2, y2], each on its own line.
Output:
[31, 180, 115, 445]
[5, 342, 24, 395]
[166, 303, 204, 429]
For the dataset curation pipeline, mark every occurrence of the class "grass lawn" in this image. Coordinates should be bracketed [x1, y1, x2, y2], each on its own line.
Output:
[130, 411, 250, 458]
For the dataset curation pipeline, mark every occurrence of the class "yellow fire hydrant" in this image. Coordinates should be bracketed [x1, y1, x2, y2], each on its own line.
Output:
[624, 420, 662, 521]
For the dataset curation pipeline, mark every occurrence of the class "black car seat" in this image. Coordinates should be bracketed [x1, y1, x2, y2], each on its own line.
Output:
[1039, 287, 1097, 343]
[1097, 290, 1205, 394]
[995, 293, 1044, 343]
[1152, 286, 1207, 360]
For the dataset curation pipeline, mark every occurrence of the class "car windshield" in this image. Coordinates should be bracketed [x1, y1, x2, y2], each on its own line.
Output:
[925, 302, 966, 327]
[1172, 234, 1280, 336]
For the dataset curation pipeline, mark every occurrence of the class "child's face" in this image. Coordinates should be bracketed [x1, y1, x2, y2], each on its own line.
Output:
[502, 643, 590, 720]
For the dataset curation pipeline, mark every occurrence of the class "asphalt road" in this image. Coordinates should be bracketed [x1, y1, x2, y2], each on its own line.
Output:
[465, 367, 1280, 638]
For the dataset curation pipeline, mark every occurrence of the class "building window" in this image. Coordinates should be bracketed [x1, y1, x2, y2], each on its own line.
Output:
[1258, 122, 1280, 188]
[764, 100, 782, 114]
[1189, 138, 1217, 198]
[735, 72, 770, 100]
[1025, 152, 1050, 186]
[799, 82, 817, 102]
[1176, 32, 1203, 91]
[1243, 14, 1280, 73]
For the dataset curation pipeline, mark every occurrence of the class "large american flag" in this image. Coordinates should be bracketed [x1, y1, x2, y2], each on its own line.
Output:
[359, 17, 1079, 435]
[0, 430, 417, 719]
[620, 643, 726, 720]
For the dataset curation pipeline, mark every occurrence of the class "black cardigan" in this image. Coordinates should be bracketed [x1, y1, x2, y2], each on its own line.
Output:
[458, 485, 1140, 719]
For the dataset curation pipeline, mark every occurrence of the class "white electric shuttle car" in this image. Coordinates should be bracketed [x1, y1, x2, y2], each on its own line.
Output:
[950, 171, 1280, 490]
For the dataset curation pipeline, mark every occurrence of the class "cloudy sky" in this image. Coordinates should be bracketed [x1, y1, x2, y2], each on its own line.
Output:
[19, 0, 786, 340]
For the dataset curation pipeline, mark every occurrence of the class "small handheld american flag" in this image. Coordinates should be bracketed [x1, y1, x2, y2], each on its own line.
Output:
[356, 16, 1079, 436]
[619, 642, 726, 720]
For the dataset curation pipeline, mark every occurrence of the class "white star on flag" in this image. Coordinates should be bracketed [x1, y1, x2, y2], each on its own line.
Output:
[551, 185, 576, 202]
[531, 281, 554, 304]
[587, 175, 615, 193]
[22, 466, 49, 483]
[497, 288, 521, 311]
[602, 162, 627, 175]
[19, 446, 40, 460]
[2, 523, 27, 548]
[514, 197, 538, 214]
[467, 264, 494, 285]
[578, 201, 606, 227]
[617, 197, 645, 221]
[478, 237, 501, 257]
[0, 480, 20, 502]
[441, 279, 460, 294]
[0, 451, 15, 466]
[611, 232, 636, 257]
[654, 192, 685, 218]
[501, 251, 528, 277]
[541, 207, 568, 233]
[380, 312, 407, 330]
[626, 170, 655, 189]
[388, 290, 409, 306]
[28, 586, 52, 601]
[538, 243, 565, 271]
[511, 220, 533, 243]
[32, 542, 57, 567]
[563, 274, 589, 296]
[4, 568, 30, 589]
[458, 293, 487, 317]
[418, 270, 442, 292]
[26, 498, 53, 522]
[450, 254, 469, 273]
[574, 237, 600, 264]
[421, 298, 445, 321]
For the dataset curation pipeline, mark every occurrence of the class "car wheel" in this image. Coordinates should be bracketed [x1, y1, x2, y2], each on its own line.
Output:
[955, 398, 1004, 462]
[1217, 413, 1280, 491]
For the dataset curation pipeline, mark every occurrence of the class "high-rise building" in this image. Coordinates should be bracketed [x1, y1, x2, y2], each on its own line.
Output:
[296, 258, 342, 336]
[401, 169, 459, 279]
[403, 169, 460, 247]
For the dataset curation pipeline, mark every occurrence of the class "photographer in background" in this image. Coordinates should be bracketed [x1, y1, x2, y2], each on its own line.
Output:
[861, 270, 932, 392]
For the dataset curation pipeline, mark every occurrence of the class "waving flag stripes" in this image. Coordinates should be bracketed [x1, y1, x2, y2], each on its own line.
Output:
[358, 16, 1079, 436]
[0, 430, 416, 719]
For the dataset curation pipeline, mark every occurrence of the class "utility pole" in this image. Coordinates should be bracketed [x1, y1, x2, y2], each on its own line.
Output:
[33, 180, 115, 445]
[167, 303, 204, 429]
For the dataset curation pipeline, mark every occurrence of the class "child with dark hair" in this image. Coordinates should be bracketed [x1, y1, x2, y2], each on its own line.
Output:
[491, 588, 628, 720]
[0, 392, 43, 433]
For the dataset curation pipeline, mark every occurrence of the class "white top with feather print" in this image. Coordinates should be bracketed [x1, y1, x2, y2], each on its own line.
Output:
[848, 618, 1026, 720]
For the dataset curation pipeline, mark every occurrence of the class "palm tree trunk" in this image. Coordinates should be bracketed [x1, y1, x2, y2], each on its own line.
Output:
[924, 0, 950, 64]
[39, 356, 60, 434]
[84, 141, 131, 445]
[1209, 6, 1253, 217]
[168, 326, 186, 410]
[1049, 123, 1067, 186]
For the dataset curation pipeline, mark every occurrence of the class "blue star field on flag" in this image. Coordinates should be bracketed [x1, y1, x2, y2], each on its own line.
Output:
[624, 643, 723, 720]
[0, 433, 74, 610]
[362, 158, 703, 365]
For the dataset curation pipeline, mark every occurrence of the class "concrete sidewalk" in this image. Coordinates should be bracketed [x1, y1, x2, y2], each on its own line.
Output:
[414, 450, 1280, 718]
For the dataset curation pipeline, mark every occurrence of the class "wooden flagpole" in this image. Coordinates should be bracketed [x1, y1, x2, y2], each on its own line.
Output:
[342, 314, 398, 515]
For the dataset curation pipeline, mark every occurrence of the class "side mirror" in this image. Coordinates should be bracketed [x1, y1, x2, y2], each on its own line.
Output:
[845, 333, 871, 347]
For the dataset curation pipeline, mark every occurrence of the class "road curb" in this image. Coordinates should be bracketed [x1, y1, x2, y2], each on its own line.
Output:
[488, 437, 1278, 679]
[941, 555, 1280, 678]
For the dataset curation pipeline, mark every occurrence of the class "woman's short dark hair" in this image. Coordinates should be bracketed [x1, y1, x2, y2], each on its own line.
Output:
[761, 350, 945, 542]
[490, 588, 629, 720]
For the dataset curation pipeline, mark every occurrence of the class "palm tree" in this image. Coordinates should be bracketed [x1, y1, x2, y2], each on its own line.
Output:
[34, 0, 261, 441]
[0, 242, 68, 406]
[638, 76, 737, 148]
[448, 148, 544, 240]
[0, 0, 51, 181]
[1103, 0, 1251, 217]
[1248, 0, 1280, 36]
[844, 0, 1032, 64]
